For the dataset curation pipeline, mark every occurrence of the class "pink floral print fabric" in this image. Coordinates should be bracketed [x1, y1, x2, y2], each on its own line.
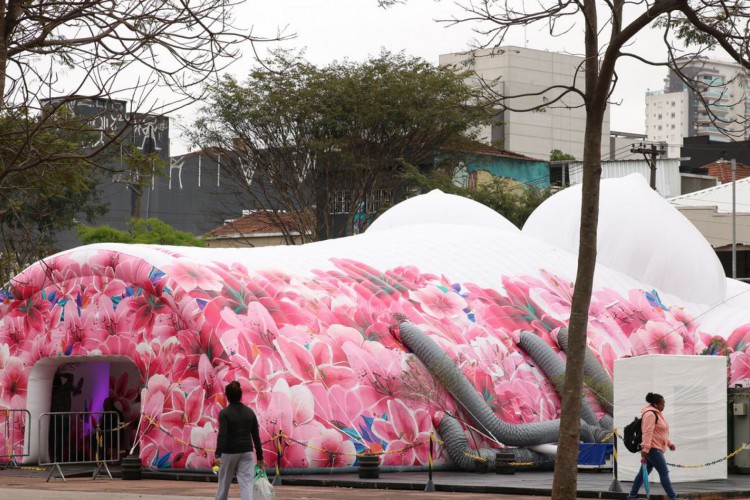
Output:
[0, 249, 730, 469]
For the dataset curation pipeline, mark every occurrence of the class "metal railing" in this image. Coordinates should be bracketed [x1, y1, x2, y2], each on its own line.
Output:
[1, 409, 30, 469]
[39, 411, 121, 482]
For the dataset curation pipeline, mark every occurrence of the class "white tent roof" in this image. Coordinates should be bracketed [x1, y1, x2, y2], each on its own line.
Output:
[522, 173, 727, 306]
[669, 176, 750, 214]
[42, 176, 734, 312]
[366, 189, 520, 234]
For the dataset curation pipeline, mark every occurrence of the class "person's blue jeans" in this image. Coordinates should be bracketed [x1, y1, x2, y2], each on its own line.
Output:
[628, 448, 677, 500]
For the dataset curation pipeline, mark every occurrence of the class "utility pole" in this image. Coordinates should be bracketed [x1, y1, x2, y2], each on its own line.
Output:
[631, 142, 667, 190]
[732, 158, 737, 279]
[142, 124, 156, 220]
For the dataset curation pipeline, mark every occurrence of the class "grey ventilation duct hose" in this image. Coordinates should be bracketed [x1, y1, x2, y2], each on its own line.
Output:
[556, 328, 614, 415]
[518, 331, 599, 426]
[396, 322, 609, 446]
[438, 414, 555, 471]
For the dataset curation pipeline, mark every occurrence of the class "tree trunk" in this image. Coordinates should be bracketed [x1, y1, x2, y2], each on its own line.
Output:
[551, 1, 605, 498]
[314, 166, 329, 241]
[0, 38, 7, 108]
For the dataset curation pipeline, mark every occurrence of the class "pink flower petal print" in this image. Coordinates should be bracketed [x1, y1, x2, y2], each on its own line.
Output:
[162, 259, 224, 293]
[163, 386, 205, 426]
[308, 383, 363, 430]
[372, 399, 432, 466]
[305, 428, 356, 468]
[730, 351, 750, 386]
[0, 316, 33, 363]
[729, 324, 750, 352]
[412, 285, 467, 319]
[0, 357, 27, 403]
[629, 320, 684, 355]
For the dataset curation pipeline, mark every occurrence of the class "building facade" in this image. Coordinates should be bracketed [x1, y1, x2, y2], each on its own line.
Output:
[58, 149, 249, 250]
[644, 89, 690, 158]
[670, 178, 750, 280]
[53, 98, 176, 249]
[680, 136, 750, 173]
[204, 210, 311, 247]
[439, 46, 610, 161]
[646, 57, 750, 157]
[562, 159, 683, 198]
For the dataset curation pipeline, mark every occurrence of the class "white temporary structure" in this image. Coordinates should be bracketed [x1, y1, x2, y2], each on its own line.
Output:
[614, 355, 727, 483]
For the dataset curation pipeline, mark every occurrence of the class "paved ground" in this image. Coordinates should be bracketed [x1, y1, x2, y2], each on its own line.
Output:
[0, 477, 556, 500]
[5, 466, 750, 499]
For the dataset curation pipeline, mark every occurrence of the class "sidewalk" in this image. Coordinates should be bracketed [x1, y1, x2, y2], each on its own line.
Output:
[3, 466, 750, 499]
[0, 475, 554, 500]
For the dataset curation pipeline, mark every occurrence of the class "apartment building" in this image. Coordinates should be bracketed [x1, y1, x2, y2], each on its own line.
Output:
[646, 57, 750, 157]
[644, 89, 690, 158]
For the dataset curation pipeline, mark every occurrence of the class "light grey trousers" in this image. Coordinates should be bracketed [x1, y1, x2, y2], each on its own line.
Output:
[215, 451, 256, 500]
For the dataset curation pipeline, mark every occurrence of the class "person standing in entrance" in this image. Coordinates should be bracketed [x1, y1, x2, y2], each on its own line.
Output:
[628, 392, 679, 500]
[213, 381, 264, 500]
[49, 371, 80, 462]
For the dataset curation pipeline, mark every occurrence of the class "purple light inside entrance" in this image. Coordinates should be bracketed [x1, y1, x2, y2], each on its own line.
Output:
[68, 361, 111, 434]
[90, 361, 111, 420]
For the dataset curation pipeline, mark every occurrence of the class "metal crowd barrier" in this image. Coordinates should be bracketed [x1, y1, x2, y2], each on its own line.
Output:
[1, 409, 30, 469]
[39, 411, 121, 482]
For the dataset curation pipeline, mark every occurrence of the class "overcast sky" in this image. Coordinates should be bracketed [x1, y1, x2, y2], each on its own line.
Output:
[172, 0, 686, 154]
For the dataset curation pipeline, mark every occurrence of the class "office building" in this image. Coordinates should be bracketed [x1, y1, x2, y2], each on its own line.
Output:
[439, 46, 610, 161]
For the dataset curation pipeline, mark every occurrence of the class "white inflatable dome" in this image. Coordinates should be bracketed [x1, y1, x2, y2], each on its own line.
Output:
[522, 173, 726, 306]
[367, 189, 520, 234]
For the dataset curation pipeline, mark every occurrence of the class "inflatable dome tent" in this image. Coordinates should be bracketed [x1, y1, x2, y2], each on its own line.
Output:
[2, 173, 750, 471]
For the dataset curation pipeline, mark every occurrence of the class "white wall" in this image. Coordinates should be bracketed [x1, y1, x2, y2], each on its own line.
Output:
[614, 355, 727, 483]
[567, 160, 683, 198]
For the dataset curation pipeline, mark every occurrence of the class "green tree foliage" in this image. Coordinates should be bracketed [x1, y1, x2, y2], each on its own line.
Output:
[191, 50, 490, 241]
[76, 218, 205, 247]
[0, 0, 282, 277]
[0, 110, 107, 280]
[549, 149, 575, 161]
[400, 162, 551, 228]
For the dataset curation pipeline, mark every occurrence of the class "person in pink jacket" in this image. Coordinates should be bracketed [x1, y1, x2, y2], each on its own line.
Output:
[628, 392, 679, 500]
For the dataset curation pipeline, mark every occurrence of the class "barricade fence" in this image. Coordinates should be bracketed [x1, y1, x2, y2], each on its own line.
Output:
[8, 411, 745, 482]
[1, 409, 30, 469]
[39, 411, 122, 482]
[144, 412, 748, 474]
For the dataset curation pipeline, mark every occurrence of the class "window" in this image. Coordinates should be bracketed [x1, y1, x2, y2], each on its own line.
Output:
[658, 114, 662, 120]
[331, 190, 352, 214]
[366, 189, 391, 213]
[331, 189, 392, 214]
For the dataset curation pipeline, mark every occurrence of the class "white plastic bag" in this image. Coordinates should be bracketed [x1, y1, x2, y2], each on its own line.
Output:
[253, 466, 275, 500]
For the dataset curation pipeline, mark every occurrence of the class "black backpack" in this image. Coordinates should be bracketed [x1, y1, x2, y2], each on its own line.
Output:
[623, 410, 658, 453]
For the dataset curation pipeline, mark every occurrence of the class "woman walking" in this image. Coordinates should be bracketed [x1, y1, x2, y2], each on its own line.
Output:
[628, 392, 679, 500]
